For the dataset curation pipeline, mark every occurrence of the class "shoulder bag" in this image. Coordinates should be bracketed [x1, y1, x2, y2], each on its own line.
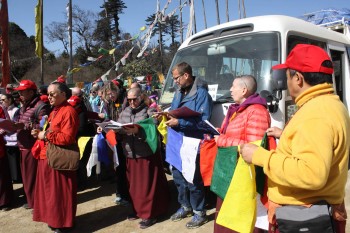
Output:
[46, 142, 80, 171]
[275, 201, 334, 233]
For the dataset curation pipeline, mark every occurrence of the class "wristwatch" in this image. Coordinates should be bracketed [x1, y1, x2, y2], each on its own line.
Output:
[44, 131, 49, 141]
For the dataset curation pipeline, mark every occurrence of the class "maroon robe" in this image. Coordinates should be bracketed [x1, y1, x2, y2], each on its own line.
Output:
[126, 151, 170, 219]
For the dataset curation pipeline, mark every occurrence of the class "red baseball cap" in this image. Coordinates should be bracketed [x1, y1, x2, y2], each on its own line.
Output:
[14, 80, 38, 91]
[67, 95, 81, 107]
[272, 44, 333, 74]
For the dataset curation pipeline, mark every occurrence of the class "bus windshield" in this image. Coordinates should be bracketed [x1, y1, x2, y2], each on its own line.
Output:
[160, 32, 280, 106]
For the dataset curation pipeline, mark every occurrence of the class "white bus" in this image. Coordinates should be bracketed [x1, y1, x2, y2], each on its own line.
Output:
[159, 15, 350, 129]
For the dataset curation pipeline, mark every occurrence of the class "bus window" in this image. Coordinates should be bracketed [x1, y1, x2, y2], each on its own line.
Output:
[330, 50, 344, 101]
[287, 35, 327, 54]
[160, 32, 280, 106]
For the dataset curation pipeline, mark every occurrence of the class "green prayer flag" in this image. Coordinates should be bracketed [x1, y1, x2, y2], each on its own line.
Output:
[137, 117, 158, 154]
[255, 133, 268, 195]
[210, 146, 238, 199]
[98, 48, 109, 55]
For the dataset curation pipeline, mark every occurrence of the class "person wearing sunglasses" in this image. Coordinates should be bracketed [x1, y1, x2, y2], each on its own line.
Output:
[13, 80, 51, 210]
[88, 84, 101, 113]
[115, 87, 170, 229]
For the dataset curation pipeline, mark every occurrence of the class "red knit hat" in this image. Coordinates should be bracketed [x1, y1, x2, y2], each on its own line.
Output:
[272, 44, 333, 74]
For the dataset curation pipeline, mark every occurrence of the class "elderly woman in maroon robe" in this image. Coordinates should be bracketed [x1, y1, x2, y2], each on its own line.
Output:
[32, 82, 79, 233]
[117, 87, 170, 229]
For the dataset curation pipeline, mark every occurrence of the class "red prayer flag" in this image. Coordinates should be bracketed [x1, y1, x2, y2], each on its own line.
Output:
[0, 0, 10, 87]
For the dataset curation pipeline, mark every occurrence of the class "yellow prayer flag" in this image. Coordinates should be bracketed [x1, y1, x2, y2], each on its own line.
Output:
[157, 116, 168, 144]
[140, 26, 146, 31]
[70, 68, 81, 73]
[35, 0, 43, 58]
[78, 137, 92, 159]
[216, 157, 257, 232]
[109, 48, 116, 54]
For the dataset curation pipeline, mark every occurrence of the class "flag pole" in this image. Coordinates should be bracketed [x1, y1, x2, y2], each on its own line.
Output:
[40, 0, 44, 85]
[67, 0, 73, 84]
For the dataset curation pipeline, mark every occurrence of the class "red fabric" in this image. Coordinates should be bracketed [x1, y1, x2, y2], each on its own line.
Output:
[56, 75, 66, 83]
[33, 159, 77, 228]
[126, 152, 170, 219]
[31, 140, 44, 159]
[199, 139, 218, 186]
[0, 0, 10, 87]
[20, 149, 38, 208]
[106, 130, 117, 146]
[40, 95, 49, 103]
[111, 80, 119, 86]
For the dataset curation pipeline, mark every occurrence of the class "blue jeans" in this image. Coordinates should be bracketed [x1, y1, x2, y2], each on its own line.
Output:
[172, 157, 205, 216]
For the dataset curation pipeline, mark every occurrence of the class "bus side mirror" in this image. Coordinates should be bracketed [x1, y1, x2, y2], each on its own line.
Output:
[260, 90, 279, 113]
[271, 69, 287, 91]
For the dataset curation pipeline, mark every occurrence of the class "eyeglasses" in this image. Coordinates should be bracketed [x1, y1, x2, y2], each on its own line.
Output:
[0, 99, 6, 101]
[173, 74, 184, 81]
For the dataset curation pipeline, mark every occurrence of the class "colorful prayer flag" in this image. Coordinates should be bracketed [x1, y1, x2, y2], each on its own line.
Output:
[137, 117, 158, 154]
[35, 0, 43, 58]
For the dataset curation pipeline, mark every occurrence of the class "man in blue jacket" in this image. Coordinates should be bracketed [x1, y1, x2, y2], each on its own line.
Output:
[166, 62, 213, 229]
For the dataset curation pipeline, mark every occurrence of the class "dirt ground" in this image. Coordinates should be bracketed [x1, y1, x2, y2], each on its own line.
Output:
[1, 172, 350, 233]
[0, 173, 216, 233]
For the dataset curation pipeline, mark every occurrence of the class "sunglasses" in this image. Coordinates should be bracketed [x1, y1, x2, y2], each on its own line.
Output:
[48, 92, 62, 97]
[127, 97, 140, 102]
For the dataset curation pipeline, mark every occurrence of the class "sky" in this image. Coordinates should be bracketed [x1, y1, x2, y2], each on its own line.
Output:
[6, 0, 350, 54]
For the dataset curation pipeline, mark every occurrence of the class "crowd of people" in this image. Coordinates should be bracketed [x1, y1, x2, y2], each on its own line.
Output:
[0, 45, 349, 233]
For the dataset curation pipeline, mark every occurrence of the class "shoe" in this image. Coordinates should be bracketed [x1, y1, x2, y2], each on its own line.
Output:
[186, 214, 208, 229]
[0, 205, 10, 211]
[170, 207, 193, 222]
[114, 198, 130, 206]
[139, 218, 157, 229]
[127, 213, 139, 221]
[22, 203, 31, 209]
